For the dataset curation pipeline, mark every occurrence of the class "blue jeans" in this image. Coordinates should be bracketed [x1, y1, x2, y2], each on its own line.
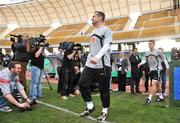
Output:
[0, 82, 17, 107]
[0, 96, 8, 108]
[30, 66, 43, 100]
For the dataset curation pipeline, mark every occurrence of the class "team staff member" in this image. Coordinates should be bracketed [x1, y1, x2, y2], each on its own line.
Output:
[79, 11, 112, 121]
[129, 48, 141, 94]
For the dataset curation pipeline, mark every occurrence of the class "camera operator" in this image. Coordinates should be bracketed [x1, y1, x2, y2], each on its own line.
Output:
[12, 33, 30, 91]
[0, 61, 30, 112]
[29, 42, 46, 100]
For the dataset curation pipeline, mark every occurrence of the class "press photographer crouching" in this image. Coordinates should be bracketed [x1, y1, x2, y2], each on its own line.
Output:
[0, 61, 31, 112]
[11, 33, 30, 92]
[59, 42, 81, 100]
[29, 34, 48, 100]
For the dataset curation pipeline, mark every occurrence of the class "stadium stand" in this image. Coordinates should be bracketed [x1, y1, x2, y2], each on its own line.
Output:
[113, 30, 140, 40]
[7, 27, 50, 37]
[141, 25, 176, 37]
[85, 17, 129, 34]
[144, 17, 175, 28]
[48, 23, 86, 38]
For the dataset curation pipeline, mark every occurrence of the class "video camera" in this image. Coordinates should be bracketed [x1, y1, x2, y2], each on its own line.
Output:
[10, 34, 22, 43]
[0, 53, 12, 67]
[19, 99, 37, 112]
[59, 42, 82, 52]
[29, 34, 49, 49]
[73, 43, 82, 51]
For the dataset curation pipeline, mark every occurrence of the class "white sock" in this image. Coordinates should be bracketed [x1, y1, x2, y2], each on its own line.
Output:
[87, 101, 94, 109]
[159, 93, 164, 99]
[102, 108, 108, 114]
[148, 94, 153, 100]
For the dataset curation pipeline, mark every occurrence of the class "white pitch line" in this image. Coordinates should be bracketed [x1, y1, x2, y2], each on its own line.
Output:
[37, 100, 112, 123]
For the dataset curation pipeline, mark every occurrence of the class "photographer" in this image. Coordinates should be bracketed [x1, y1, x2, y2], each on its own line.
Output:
[29, 42, 46, 100]
[72, 46, 81, 96]
[60, 46, 79, 100]
[0, 61, 30, 112]
[12, 33, 30, 91]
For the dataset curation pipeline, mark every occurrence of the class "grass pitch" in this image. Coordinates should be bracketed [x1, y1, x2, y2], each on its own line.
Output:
[0, 82, 180, 123]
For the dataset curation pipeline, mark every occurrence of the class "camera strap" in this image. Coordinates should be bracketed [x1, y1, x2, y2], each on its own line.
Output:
[91, 34, 106, 78]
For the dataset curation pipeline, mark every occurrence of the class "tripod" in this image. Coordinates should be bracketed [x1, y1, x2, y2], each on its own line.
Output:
[42, 69, 52, 90]
[26, 68, 52, 91]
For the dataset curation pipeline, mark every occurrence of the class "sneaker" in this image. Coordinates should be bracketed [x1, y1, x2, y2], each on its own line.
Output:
[0, 106, 12, 112]
[146, 98, 152, 104]
[80, 107, 95, 117]
[97, 112, 108, 121]
[74, 90, 80, 95]
[156, 98, 164, 102]
[163, 93, 167, 97]
[29, 99, 37, 106]
[69, 94, 75, 97]
[61, 96, 68, 100]
[156, 93, 160, 96]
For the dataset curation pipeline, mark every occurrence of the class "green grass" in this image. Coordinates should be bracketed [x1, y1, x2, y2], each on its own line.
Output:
[1, 82, 180, 123]
[0, 104, 95, 123]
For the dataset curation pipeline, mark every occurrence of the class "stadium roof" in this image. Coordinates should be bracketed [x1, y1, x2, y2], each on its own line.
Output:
[0, 0, 174, 27]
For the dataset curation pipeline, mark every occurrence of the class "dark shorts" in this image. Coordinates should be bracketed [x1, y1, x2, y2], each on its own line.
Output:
[149, 70, 162, 82]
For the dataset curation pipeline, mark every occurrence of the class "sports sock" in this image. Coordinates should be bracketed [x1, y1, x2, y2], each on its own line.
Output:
[102, 108, 108, 114]
[87, 101, 94, 109]
[148, 94, 153, 100]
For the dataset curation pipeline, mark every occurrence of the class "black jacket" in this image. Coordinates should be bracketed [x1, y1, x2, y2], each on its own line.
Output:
[121, 58, 128, 74]
[62, 50, 74, 70]
[129, 54, 141, 76]
[12, 41, 29, 62]
[30, 48, 45, 70]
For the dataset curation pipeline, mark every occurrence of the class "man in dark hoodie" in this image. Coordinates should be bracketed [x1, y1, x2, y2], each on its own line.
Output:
[12, 33, 30, 91]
